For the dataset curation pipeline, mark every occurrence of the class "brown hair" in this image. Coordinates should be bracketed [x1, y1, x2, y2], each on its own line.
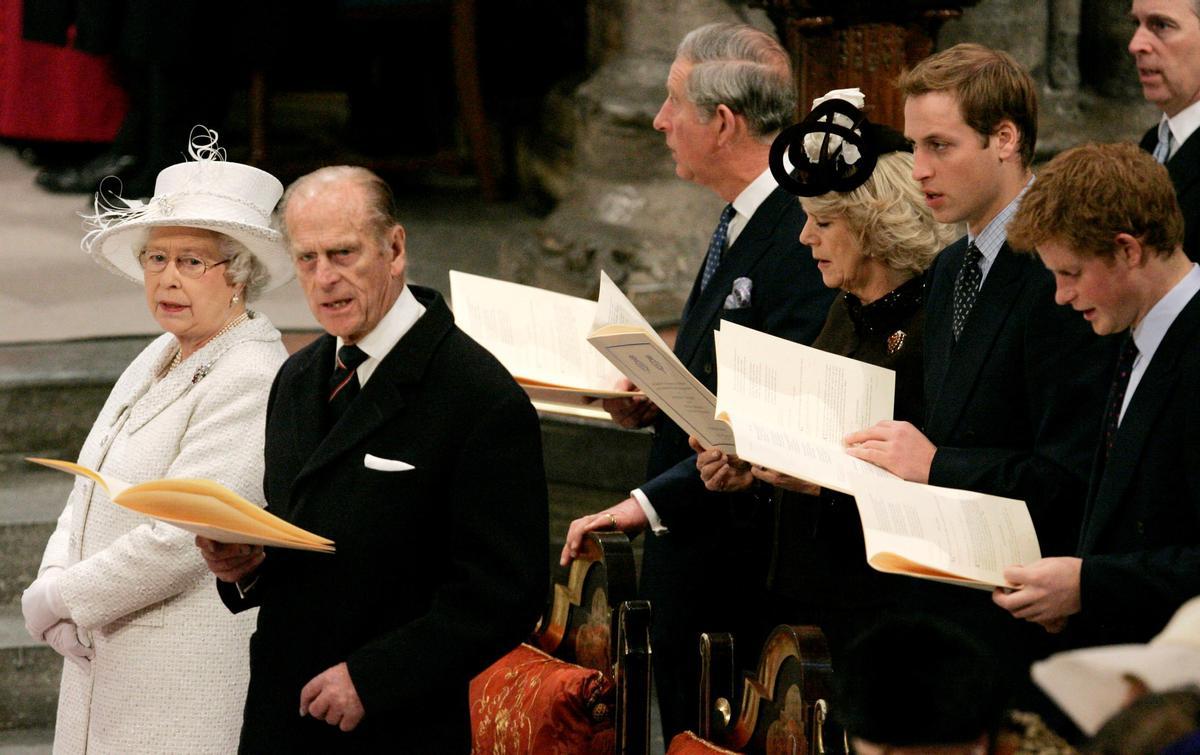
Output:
[898, 43, 1038, 168]
[1007, 142, 1183, 258]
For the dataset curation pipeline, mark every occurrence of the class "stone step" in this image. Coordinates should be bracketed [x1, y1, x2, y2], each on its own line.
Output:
[0, 728, 53, 754]
[0, 472, 71, 606]
[0, 337, 652, 488]
[0, 338, 151, 473]
[0, 605, 60, 732]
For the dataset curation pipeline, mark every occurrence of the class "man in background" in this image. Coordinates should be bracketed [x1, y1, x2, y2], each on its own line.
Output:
[1129, 0, 1200, 260]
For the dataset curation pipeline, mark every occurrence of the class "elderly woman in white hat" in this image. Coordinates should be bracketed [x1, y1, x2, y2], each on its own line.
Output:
[19, 128, 290, 754]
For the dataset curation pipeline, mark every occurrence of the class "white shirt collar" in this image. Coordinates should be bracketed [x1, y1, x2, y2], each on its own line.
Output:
[335, 284, 425, 387]
[1120, 263, 1200, 422]
[1131, 263, 1200, 365]
[727, 167, 779, 247]
[1163, 99, 1200, 159]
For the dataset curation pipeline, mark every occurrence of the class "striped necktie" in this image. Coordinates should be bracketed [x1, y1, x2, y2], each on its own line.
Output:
[327, 344, 369, 429]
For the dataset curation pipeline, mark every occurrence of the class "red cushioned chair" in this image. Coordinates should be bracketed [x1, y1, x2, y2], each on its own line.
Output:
[470, 531, 651, 754]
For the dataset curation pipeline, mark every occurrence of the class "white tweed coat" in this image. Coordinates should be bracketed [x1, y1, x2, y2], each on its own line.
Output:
[36, 313, 287, 755]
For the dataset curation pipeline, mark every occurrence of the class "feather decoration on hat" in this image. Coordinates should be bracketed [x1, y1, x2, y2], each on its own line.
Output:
[80, 126, 226, 254]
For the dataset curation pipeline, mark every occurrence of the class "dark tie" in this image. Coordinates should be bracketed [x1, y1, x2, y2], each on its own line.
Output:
[327, 343, 369, 428]
[1103, 335, 1139, 458]
[700, 204, 736, 292]
[951, 243, 984, 341]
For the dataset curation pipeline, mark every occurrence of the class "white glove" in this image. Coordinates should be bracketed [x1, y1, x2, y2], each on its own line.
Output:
[43, 621, 93, 672]
[22, 567, 70, 641]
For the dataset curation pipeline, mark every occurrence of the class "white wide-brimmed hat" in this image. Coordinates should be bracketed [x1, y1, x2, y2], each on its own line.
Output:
[1032, 596, 1200, 736]
[81, 127, 293, 293]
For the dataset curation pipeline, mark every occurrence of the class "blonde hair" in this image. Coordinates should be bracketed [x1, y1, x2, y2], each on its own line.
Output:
[800, 152, 957, 275]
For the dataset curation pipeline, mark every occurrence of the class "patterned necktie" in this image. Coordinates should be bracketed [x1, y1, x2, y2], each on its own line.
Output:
[327, 343, 370, 428]
[1153, 119, 1173, 164]
[1103, 335, 1139, 458]
[951, 243, 984, 341]
[700, 204, 736, 292]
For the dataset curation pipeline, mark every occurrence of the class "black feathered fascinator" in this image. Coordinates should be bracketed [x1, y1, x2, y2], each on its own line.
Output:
[769, 90, 911, 197]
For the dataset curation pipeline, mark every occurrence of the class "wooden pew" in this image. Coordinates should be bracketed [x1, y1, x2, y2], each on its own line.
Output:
[672, 625, 847, 754]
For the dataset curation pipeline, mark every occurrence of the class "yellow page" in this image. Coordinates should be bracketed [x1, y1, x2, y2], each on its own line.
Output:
[117, 489, 334, 552]
[450, 270, 628, 394]
[27, 458, 334, 552]
[851, 474, 1041, 589]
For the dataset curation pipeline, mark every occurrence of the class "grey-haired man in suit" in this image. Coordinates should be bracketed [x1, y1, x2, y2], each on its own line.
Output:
[560, 22, 834, 741]
[198, 166, 548, 753]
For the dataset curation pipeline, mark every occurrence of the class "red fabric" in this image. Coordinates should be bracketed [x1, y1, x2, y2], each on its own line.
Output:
[666, 731, 740, 754]
[470, 643, 614, 755]
[0, 0, 126, 142]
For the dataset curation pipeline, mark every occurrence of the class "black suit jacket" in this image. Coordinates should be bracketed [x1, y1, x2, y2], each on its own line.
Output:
[640, 186, 835, 526]
[1141, 125, 1200, 262]
[911, 238, 1116, 674]
[924, 239, 1115, 555]
[221, 287, 548, 753]
[1076, 289, 1200, 646]
[635, 185, 834, 739]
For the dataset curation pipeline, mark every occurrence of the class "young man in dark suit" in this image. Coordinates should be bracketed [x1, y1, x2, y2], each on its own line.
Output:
[996, 142, 1200, 648]
[560, 22, 833, 740]
[197, 166, 548, 753]
[1130, 0, 1200, 260]
[844, 45, 1114, 676]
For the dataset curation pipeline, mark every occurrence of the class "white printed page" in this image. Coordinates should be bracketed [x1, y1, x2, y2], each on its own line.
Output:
[592, 271, 675, 355]
[588, 329, 736, 453]
[450, 271, 627, 394]
[851, 474, 1042, 589]
[712, 321, 897, 492]
[722, 413, 898, 495]
[715, 320, 894, 442]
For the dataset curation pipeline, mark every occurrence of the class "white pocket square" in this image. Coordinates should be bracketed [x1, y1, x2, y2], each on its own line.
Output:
[723, 276, 752, 310]
[363, 454, 415, 472]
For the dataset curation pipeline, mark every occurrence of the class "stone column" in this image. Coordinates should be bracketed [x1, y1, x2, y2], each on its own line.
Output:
[939, 0, 1157, 156]
[502, 0, 776, 324]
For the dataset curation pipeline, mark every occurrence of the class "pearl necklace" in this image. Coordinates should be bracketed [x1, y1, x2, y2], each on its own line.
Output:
[167, 311, 251, 373]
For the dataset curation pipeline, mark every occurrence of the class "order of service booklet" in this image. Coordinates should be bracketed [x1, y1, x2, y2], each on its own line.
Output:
[586, 271, 737, 452]
[28, 458, 334, 553]
[585, 277, 1041, 590]
[449, 270, 643, 413]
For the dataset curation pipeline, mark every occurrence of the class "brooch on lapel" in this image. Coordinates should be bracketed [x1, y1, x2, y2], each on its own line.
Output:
[887, 330, 907, 355]
[192, 363, 213, 384]
[723, 277, 753, 310]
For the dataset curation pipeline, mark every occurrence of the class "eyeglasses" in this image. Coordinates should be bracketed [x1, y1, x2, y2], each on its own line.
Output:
[138, 250, 230, 279]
